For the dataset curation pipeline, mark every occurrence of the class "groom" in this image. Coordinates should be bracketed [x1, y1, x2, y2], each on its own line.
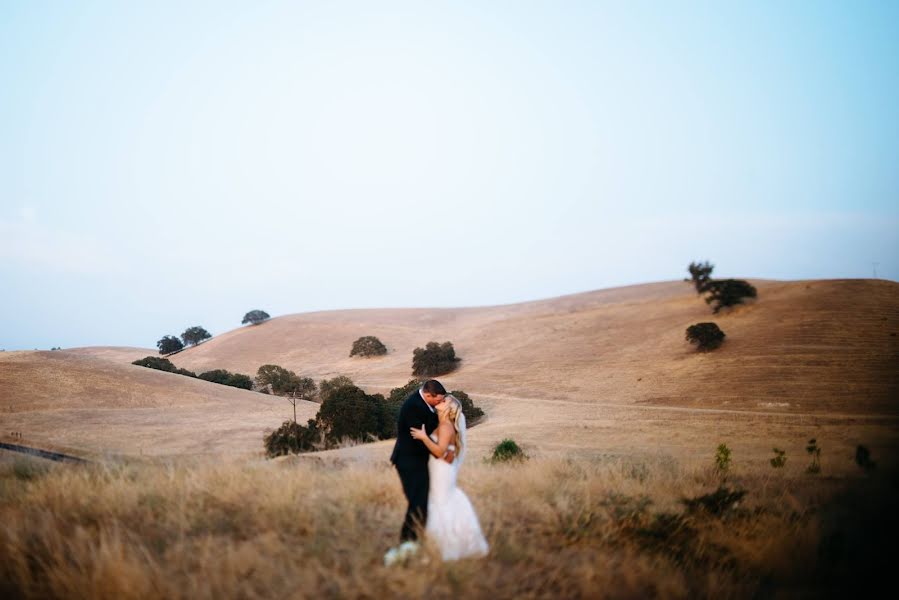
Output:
[390, 379, 446, 541]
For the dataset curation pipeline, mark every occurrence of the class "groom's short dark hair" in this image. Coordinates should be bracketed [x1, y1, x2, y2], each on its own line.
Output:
[420, 379, 446, 396]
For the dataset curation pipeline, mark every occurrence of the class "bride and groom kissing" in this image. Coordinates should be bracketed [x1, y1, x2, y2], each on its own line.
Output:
[385, 379, 489, 565]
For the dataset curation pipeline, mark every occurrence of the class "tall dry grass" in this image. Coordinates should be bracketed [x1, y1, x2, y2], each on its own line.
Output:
[0, 452, 893, 599]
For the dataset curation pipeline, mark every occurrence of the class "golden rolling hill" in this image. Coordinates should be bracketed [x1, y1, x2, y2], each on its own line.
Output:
[2, 278, 897, 468]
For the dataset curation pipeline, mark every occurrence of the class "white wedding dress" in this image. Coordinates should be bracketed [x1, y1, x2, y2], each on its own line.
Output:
[425, 417, 489, 561]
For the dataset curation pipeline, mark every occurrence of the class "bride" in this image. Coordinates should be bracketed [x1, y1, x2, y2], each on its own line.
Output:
[410, 395, 489, 561]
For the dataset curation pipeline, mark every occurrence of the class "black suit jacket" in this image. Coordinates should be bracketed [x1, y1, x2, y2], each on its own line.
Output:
[390, 390, 439, 465]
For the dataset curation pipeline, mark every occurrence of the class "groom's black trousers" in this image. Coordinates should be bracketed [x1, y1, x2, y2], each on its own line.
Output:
[395, 461, 429, 541]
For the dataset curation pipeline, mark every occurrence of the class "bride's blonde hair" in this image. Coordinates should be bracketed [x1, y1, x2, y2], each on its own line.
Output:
[443, 395, 464, 457]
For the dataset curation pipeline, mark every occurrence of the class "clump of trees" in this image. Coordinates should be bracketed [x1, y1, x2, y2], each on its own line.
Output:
[156, 335, 184, 355]
[412, 341, 460, 377]
[686, 261, 757, 313]
[132, 356, 179, 372]
[350, 336, 387, 358]
[133, 357, 257, 390]
[263, 382, 392, 457]
[181, 326, 212, 347]
[242, 310, 270, 325]
[685, 322, 726, 351]
[198, 369, 253, 390]
[264, 379, 485, 458]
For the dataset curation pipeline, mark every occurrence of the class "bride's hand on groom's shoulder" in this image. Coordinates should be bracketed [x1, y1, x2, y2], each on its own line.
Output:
[409, 425, 427, 441]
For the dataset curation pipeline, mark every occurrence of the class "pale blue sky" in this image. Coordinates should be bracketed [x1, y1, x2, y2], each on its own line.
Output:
[2, 1, 897, 350]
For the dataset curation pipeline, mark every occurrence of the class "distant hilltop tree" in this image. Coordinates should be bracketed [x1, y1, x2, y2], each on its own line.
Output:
[157, 335, 184, 355]
[705, 279, 757, 313]
[686, 261, 715, 294]
[412, 341, 460, 377]
[181, 326, 212, 347]
[242, 310, 270, 326]
[685, 322, 726, 351]
[350, 336, 387, 358]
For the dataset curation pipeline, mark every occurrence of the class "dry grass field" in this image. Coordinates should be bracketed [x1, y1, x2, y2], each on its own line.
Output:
[1, 451, 896, 599]
[1, 278, 897, 598]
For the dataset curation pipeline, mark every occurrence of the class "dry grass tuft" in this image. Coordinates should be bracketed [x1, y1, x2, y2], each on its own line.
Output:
[2, 454, 893, 599]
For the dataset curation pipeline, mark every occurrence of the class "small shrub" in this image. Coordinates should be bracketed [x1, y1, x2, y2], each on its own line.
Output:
[855, 445, 876, 471]
[490, 439, 527, 463]
[704, 279, 757, 313]
[805, 438, 821, 474]
[174, 368, 197, 378]
[412, 341, 460, 377]
[770, 447, 786, 469]
[714, 443, 731, 478]
[685, 322, 726, 351]
[349, 336, 387, 358]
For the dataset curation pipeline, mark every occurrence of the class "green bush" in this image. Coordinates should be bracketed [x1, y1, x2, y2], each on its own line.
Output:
[714, 443, 731, 478]
[174, 368, 197, 378]
[350, 336, 387, 358]
[490, 439, 527, 463]
[685, 322, 726, 351]
[412, 341, 460, 377]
